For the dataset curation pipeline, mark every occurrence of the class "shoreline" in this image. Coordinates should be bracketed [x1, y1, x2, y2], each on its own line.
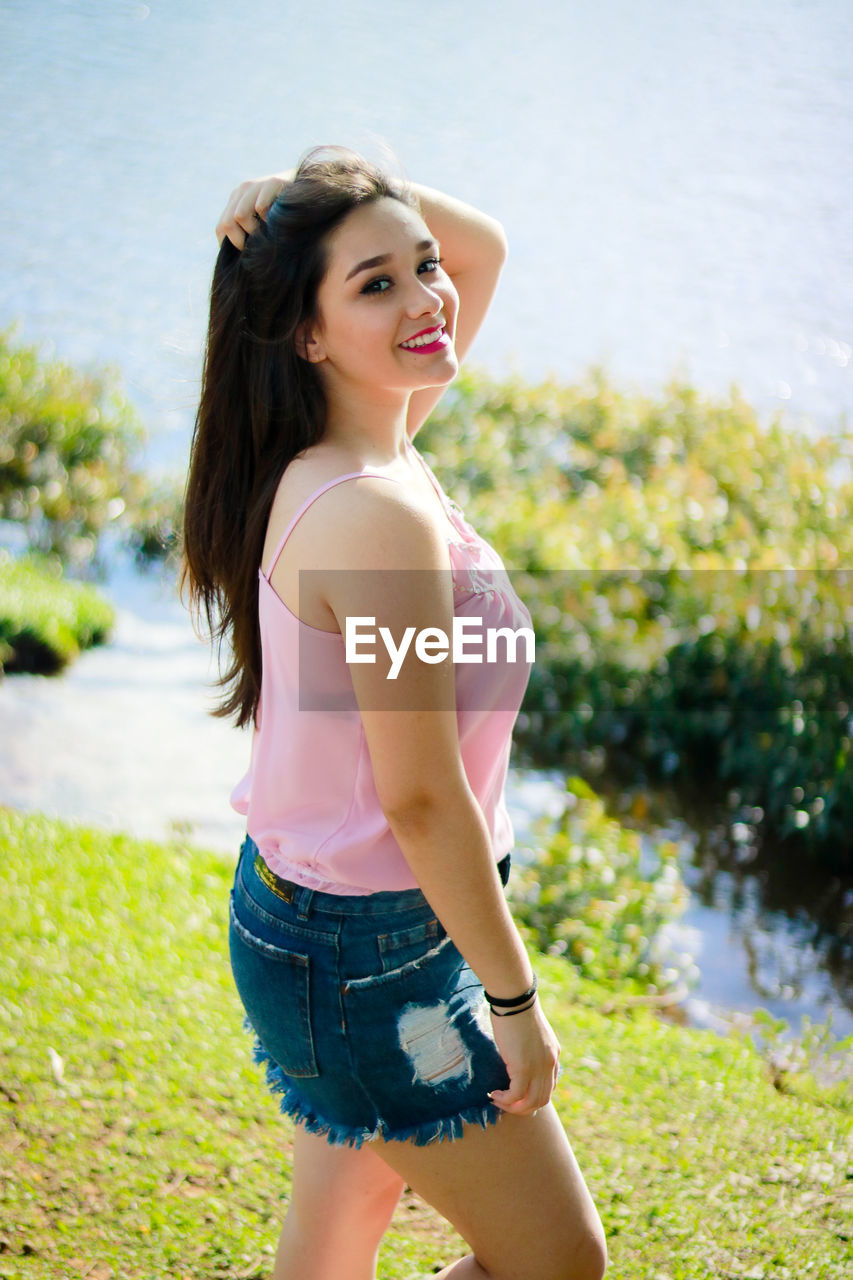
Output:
[2, 554, 851, 1051]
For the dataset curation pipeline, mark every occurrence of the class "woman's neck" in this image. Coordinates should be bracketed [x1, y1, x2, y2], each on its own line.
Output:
[320, 385, 412, 465]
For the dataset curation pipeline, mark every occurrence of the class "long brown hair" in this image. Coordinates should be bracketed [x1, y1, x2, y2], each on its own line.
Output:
[181, 147, 416, 728]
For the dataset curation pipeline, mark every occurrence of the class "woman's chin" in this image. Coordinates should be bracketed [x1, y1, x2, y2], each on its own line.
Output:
[421, 349, 459, 385]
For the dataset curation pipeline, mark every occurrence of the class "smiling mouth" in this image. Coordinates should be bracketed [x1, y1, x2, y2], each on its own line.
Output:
[399, 324, 448, 351]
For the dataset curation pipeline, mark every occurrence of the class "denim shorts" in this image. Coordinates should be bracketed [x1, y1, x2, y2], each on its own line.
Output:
[228, 834, 512, 1148]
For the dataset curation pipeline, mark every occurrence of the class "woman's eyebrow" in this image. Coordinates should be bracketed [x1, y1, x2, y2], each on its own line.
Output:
[345, 240, 437, 282]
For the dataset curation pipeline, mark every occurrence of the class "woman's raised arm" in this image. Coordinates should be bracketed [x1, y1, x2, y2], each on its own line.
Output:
[402, 181, 507, 436]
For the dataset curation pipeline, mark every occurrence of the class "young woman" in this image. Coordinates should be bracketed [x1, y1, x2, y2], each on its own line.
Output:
[182, 147, 607, 1280]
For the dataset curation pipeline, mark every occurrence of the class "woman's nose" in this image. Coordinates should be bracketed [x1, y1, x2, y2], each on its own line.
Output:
[405, 277, 442, 318]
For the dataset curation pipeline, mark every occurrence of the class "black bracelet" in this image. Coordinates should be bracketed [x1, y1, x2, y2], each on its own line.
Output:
[489, 996, 538, 1017]
[484, 975, 538, 1008]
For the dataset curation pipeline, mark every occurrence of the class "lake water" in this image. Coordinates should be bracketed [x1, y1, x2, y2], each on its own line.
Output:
[1, 1, 852, 1059]
[0, 0, 851, 476]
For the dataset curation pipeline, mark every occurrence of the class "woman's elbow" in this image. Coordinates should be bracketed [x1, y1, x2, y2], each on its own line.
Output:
[491, 218, 509, 266]
[379, 780, 467, 834]
[480, 214, 508, 268]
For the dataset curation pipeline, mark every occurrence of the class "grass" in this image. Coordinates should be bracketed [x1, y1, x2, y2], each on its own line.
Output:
[1, 808, 850, 1278]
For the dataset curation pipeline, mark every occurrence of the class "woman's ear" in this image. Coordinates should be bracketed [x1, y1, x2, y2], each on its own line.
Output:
[295, 322, 326, 364]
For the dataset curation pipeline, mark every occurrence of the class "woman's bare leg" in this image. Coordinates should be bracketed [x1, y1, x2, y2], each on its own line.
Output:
[272, 1124, 405, 1280]
[373, 1103, 607, 1280]
[431, 1258, 490, 1278]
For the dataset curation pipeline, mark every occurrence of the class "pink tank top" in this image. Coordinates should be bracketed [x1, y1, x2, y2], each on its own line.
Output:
[230, 440, 533, 894]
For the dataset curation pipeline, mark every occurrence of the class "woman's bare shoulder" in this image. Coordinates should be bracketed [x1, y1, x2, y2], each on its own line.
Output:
[264, 444, 441, 572]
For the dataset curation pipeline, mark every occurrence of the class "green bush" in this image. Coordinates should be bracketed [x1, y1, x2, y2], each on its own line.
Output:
[420, 364, 853, 574]
[0, 327, 149, 567]
[508, 775, 690, 992]
[0, 551, 114, 673]
[125, 471, 185, 565]
[418, 367, 853, 870]
[514, 574, 853, 870]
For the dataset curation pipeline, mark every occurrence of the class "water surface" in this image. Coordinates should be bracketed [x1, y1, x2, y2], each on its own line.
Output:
[0, 0, 850, 476]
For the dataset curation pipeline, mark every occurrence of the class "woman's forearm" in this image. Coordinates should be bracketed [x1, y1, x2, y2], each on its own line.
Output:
[409, 182, 508, 279]
[385, 787, 534, 1000]
[264, 170, 508, 275]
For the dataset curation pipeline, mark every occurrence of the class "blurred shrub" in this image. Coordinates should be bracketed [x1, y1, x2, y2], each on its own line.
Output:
[508, 775, 690, 993]
[0, 551, 114, 673]
[419, 364, 853, 572]
[419, 367, 853, 871]
[125, 472, 184, 566]
[0, 327, 149, 568]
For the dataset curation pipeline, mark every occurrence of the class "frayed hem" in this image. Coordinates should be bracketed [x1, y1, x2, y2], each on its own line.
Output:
[244, 1017, 504, 1149]
[375, 1099, 503, 1147]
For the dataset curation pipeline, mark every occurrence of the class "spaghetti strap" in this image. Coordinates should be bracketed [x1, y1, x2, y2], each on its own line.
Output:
[404, 436, 452, 514]
[261, 470, 404, 581]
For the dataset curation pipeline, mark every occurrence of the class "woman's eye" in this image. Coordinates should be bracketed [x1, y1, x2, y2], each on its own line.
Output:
[361, 258, 442, 294]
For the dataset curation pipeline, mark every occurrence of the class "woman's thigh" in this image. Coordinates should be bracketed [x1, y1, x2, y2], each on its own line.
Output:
[372, 1104, 607, 1280]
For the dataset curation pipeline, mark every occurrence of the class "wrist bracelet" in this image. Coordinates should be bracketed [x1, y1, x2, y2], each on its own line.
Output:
[490, 995, 538, 1017]
[484, 975, 538, 1009]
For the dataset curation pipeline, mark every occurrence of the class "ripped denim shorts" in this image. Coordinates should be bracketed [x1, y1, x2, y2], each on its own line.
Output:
[228, 834, 512, 1148]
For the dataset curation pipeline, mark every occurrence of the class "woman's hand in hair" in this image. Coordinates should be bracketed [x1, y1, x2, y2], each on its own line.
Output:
[215, 171, 294, 249]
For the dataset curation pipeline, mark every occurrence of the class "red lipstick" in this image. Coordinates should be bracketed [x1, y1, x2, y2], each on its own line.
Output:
[399, 324, 450, 354]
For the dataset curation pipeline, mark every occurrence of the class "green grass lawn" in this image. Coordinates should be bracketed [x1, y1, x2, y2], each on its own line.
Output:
[1, 808, 850, 1279]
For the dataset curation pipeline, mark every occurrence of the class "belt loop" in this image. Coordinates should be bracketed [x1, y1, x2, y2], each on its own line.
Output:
[296, 888, 314, 920]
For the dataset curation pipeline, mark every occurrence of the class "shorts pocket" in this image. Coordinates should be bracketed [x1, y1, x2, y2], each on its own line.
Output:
[228, 894, 319, 1078]
[377, 916, 445, 974]
[343, 929, 460, 994]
